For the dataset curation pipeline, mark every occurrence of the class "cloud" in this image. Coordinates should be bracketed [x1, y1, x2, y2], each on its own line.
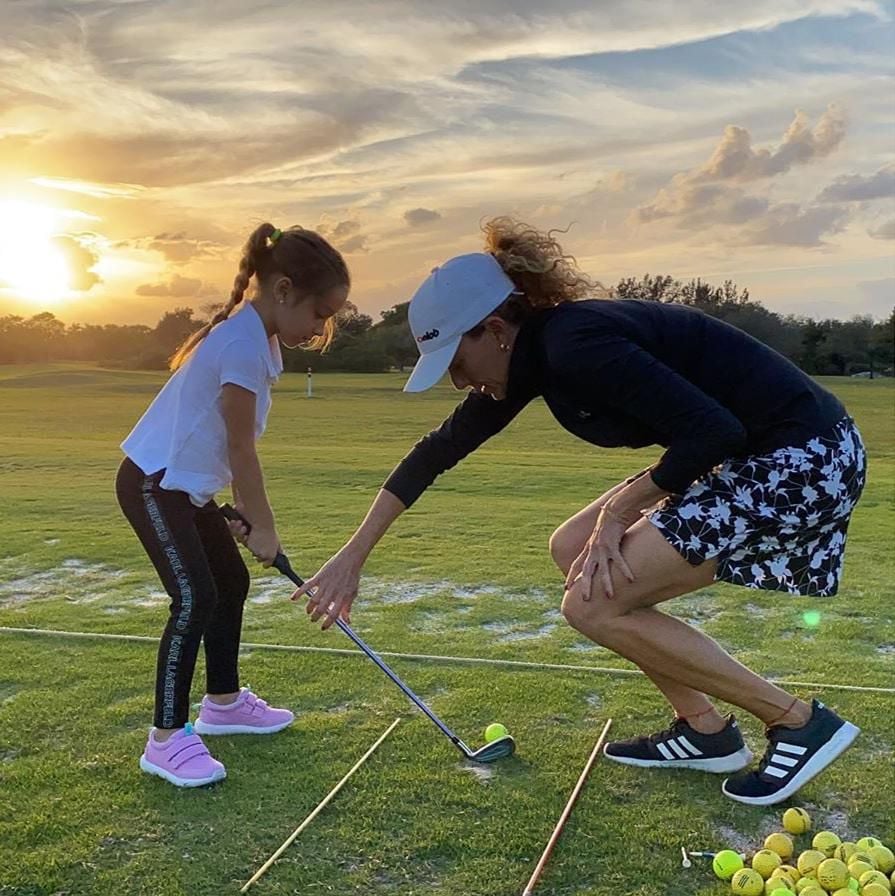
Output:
[136, 275, 204, 297]
[695, 105, 846, 183]
[52, 235, 101, 291]
[636, 107, 847, 225]
[2, 1, 892, 325]
[29, 176, 143, 199]
[317, 219, 369, 253]
[817, 163, 895, 201]
[869, 218, 895, 239]
[149, 232, 222, 264]
[738, 203, 849, 246]
[338, 234, 369, 254]
[636, 182, 770, 226]
[630, 107, 856, 245]
[404, 208, 442, 227]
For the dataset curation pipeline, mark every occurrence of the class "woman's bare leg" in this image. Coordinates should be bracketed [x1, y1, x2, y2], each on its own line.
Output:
[550, 498, 809, 729]
[554, 515, 810, 728]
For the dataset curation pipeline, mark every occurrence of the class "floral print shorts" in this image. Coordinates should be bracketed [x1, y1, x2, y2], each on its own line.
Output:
[647, 416, 867, 596]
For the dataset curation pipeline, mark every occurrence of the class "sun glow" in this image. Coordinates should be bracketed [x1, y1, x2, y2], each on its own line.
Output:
[0, 200, 75, 304]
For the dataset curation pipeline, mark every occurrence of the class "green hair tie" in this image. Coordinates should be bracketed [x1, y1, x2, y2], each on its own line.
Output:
[268, 227, 283, 246]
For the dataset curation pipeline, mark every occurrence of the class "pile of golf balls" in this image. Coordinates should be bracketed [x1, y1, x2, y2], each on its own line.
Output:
[711, 808, 893, 895]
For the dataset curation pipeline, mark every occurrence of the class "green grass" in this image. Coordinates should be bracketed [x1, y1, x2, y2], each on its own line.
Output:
[0, 365, 892, 896]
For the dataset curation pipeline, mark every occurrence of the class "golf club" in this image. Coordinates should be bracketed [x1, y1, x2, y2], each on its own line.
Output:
[219, 504, 515, 763]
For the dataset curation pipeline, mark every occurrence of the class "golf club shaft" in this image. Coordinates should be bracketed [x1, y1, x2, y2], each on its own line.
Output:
[220, 505, 473, 757]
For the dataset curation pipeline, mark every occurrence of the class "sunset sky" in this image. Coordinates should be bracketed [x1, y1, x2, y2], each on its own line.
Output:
[1, 0, 893, 326]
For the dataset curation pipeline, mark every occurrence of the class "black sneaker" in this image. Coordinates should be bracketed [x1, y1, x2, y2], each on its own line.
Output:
[603, 714, 753, 773]
[722, 700, 860, 806]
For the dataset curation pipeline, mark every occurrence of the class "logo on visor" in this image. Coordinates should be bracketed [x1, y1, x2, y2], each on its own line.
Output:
[417, 328, 440, 343]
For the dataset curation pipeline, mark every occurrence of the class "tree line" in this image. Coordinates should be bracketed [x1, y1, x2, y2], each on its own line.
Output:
[1, 274, 892, 377]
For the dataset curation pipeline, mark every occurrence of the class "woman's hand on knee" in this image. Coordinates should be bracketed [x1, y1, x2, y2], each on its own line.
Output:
[576, 509, 635, 600]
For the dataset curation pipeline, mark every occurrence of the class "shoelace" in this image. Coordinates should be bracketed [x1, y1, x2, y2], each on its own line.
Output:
[648, 717, 690, 745]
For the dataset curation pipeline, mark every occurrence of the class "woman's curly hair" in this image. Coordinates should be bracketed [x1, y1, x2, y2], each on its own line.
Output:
[482, 216, 604, 309]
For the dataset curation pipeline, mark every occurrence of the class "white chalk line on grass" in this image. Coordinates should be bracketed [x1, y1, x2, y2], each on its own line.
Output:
[1, 626, 893, 695]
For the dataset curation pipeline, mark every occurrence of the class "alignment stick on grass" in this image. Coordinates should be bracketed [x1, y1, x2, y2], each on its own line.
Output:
[241, 717, 401, 893]
[521, 718, 613, 896]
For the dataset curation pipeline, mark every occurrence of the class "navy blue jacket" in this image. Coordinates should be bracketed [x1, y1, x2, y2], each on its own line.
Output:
[383, 299, 845, 505]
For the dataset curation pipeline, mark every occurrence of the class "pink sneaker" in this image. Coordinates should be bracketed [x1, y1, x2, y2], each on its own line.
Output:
[139, 723, 226, 788]
[193, 688, 294, 735]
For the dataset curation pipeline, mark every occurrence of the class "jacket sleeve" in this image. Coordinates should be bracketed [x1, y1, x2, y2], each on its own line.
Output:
[382, 390, 534, 507]
[548, 324, 747, 494]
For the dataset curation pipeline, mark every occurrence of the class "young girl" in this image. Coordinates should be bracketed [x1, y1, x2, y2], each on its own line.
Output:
[116, 223, 349, 787]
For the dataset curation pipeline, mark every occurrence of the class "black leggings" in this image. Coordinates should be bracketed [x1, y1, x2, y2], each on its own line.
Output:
[115, 457, 250, 729]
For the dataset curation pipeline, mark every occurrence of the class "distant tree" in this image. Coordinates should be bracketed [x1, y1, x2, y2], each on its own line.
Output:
[372, 302, 416, 370]
[0, 315, 28, 363]
[800, 319, 830, 374]
[614, 273, 678, 301]
[153, 307, 204, 360]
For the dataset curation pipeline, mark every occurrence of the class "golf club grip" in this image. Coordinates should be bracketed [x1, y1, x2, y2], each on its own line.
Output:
[219, 504, 304, 586]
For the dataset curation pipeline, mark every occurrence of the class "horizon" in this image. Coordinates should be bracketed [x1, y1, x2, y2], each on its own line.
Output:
[1, 1, 893, 327]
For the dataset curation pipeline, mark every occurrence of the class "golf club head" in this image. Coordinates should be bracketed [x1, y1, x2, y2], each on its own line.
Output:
[467, 735, 516, 764]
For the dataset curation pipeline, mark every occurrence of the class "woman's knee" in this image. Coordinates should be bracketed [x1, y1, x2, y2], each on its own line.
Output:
[560, 579, 622, 643]
[549, 524, 581, 574]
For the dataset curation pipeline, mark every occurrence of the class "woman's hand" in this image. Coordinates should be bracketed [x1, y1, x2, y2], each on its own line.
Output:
[291, 547, 362, 630]
[566, 505, 636, 600]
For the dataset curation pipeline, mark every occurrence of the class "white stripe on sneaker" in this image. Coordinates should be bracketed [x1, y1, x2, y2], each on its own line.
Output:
[775, 742, 807, 755]
[764, 766, 789, 779]
[656, 742, 675, 760]
[676, 735, 703, 757]
[667, 739, 689, 759]
[769, 753, 799, 768]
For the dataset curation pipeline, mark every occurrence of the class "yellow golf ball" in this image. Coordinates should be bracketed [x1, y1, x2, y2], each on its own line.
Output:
[797, 882, 824, 896]
[835, 843, 859, 863]
[813, 831, 842, 858]
[769, 889, 794, 896]
[860, 869, 893, 891]
[850, 850, 877, 869]
[766, 833, 796, 861]
[769, 872, 795, 891]
[777, 864, 800, 883]
[816, 858, 850, 891]
[484, 723, 508, 743]
[783, 808, 812, 835]
[858, 837, 885, 851]
[731, 868, 766, 896]
[753, 849, 784, 878]
[865, 886, 892, 896]
[798, 888, 825, 896]
[870, 846, 895, 875]
[714, 849, 746, 880]
[848, 860, 876, 880]
[797, 849, 826, 877]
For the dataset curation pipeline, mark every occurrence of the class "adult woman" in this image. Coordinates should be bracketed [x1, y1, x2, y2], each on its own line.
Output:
[294, 218, 866, 806]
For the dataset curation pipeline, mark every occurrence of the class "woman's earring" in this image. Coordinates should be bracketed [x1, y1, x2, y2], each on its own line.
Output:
[499, 343, 509, 352]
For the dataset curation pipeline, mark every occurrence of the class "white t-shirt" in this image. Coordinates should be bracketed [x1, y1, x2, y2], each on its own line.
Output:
[122, 303, 284, 506]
